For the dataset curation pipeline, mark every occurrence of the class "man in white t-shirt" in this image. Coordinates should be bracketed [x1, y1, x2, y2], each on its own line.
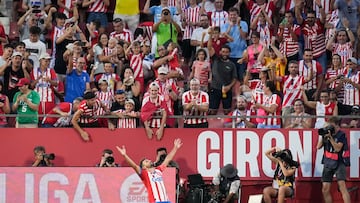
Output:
[191, 14, 210, 58]
[22, 26, 46, 69]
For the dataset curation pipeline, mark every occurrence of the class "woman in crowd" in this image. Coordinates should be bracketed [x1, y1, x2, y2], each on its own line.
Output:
[119, 65, 141, 111]
[284, 99, 312, 129]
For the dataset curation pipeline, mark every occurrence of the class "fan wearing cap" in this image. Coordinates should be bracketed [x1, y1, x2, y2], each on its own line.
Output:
[263, 147, 296, 203]
[109, 98, 139, 129]
[337, 57, 360, 115]
[212, 164, 241, 203]
[12, 78, 40, 128]
[30, 53, 58, 116]
[0, 51, 31, 103]
[141, 82, 169, 140]
[143, 0, 178, 24]
[71, 91, 109, 141]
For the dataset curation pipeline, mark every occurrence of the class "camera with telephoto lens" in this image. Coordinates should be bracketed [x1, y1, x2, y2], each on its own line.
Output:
[43, 153, 55, 160]
[105, 156, 114, 165]
[318, 125, 335, 136]
[272, 151, 299, 168]
[163, 11, 169, 15]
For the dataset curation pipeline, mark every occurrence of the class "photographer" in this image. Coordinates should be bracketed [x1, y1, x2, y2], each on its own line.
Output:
[32, 146, 54, 167]
[211, 164, 241, 203]
[262, 147, 297, 203]
[96, 149, 119, 167]
[317, 116, 351, 203]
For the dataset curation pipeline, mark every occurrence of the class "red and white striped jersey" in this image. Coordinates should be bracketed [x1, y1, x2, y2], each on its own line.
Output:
[183, 6, 201, 39]
[332, 42, 353, 68]
[325, 68, 344, 89]
[256, 23, 272, 47]
[209, 11, 228, 27]
[278, 25, 301, 57]
[87, 0, 107, 12]
[95, 73, 121, 94]
[109, 29, 133, 43]
[58, 0, 77, 18]
[302, 21, 326, 58]
[138, 22, 154, 42]
[95, 91, 113, 116]
[50, 26, 65, 68]
[248, 1, 275, 23]
[313, 0, 332, 17]
[129, 53, 144, 80]
[140, 165, 169, 203]
[262, 94, 282, 126]
[168, 0, 187, 10]
[112, 109, 137, 128]
[153, 79, 178, 113]
[315, 101, 336, 128]
[343, 70, 360, 106]
[141, 95, 167, 128]
[298, 60, 323, 90]
[325, 10, 339, 45]
[282, 75, 305, 107]
[30, 68, 58, 103]
[89, 30, 99, 47]
[78, 99, 101, 124]
[182, 90, 209, 124]
[249, 79, 265, 105]
[286, 0, 295, 11]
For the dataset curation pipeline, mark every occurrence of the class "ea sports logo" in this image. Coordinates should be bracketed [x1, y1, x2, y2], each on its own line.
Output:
[120, 173, 148, 203]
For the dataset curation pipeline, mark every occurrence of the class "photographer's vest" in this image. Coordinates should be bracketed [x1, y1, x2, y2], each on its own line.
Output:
[274, 164, 294, 188]
[219, 175, 240, 196]
[323, 131, 351, 169]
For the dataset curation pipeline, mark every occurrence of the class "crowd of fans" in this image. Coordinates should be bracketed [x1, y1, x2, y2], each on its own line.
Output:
[0, 0, 359, 137]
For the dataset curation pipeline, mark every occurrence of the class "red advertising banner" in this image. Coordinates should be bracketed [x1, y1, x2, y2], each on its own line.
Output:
[0, 167, 176, 203]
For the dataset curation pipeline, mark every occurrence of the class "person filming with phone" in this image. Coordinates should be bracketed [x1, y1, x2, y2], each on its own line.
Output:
[317, 116, 351, 203]
[262, 147, 298, 203]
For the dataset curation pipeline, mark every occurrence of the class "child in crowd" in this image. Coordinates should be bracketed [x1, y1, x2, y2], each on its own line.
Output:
[166, 42, 184, 81]
[95, 80, 113, 128]
[109, 98, 139, 129]
[86, 20, 100, 47]
[189, 48, 211, 92]
[125, 41, 145, 93]
[203, 26, 233, 57]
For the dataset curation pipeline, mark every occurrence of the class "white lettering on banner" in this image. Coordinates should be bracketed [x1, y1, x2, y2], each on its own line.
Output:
[26, 173, 34, 203]
[237, 131, 260, 177]
[198, 131, 220, 177]
[350, 131, 360, 178]
[0, 174, 5, 203]
[120, 173, 148, 203]
[197, 130, 360, 179]
[73, 174, 101, 203]
[39, 173, 69, 203]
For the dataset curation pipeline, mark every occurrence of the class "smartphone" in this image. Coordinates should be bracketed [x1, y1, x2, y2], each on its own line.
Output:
[79, 41, 86, 47]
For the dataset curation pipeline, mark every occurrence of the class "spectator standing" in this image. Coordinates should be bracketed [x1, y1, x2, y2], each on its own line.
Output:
[189, 49, 212, 92]
[250, 8, 274, 47]
[141, 82, 168, 140]
[254, 81, 282, 129]
[82, 0, 109, 34]
[284, 99, 312, 129]
[22, 0, 51, 12]
[207, 43, 237, 115]
[295, 7, 327, 73]
[108, 98, 139, 129]
[334, 0, 359, 34]
[108, 89, 126, 127]
[302, 89, 338, 129]
[71, 91, 108, 141]
[182, 78, 209, 128]
[41, 97, 82, 127]
[95, 79, 113, 127]
[92, 33, 112, 75]
[17, 9, 47, 42]
[0, 52, 30, 103]
[191, 14, 211, 55]
[223, 95, 257, 128]
[113, 0, 139, 34]
[22, 26, 47, 69]
[30, 53, 58, 116]
[221, 7, 248, 82]
[241, 31, 263, 76]
[246, 0, 276, 24]
[338, 57, 360, 115]
[64, 57, 90, 103]
[119, 66, 141, 110]
[125, 41, 145, 91]
[109, 18, 133, 44]
[326, 25, 355, 68]
[203, 26, 233, 58]
[12, 78, 40, 128]
[0, 81, 10, 127]
[207, 0, 228, 27]
[325, 54, 345, 103]
[299, 49, 323, 101]
[0, 44, 13, 78]
[277, 11, 301, 63]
